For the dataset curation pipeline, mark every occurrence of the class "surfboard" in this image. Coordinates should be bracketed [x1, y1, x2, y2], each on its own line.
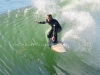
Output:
[51, 42, 66, 53]
[48, 39, 66, 53]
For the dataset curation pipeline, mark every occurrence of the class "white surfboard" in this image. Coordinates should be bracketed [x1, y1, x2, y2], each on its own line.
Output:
[51, 43, 66, 53]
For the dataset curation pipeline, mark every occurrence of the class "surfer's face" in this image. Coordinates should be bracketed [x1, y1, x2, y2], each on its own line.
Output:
[46, 16, 52, 22]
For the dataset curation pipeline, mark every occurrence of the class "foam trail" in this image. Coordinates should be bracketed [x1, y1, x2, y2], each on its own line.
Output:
[32, 0, 60, 15]
[58, 0, 100, 70]
[61, 11, 95, 51]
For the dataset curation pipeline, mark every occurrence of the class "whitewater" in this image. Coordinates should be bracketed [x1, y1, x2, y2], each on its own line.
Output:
[0, 0, 100, 75]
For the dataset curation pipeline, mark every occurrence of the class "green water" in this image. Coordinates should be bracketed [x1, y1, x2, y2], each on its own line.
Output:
[0, 6, 50, 75]
[0, 6, 68, 75]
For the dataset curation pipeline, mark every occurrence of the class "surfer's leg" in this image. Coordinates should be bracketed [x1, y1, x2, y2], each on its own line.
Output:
[52, 27, 61, 43]
[48, 38, 52, 47]
[53, 33, 58, 43]
[47, 29, 53, 38]
[47, 29, 53, 45]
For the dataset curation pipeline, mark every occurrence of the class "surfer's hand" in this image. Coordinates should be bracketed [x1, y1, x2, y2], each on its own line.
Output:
[52, 36, 55, 42]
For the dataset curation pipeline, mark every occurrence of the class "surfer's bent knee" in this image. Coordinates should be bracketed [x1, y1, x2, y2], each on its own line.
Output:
[47, 34, 51, 38]
[57, 27, 62, 33]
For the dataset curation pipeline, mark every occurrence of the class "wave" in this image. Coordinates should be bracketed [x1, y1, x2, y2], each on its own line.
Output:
[0, 0, 100, 75]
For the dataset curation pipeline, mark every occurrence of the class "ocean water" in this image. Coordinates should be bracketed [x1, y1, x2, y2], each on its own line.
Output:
[0, 0, 100, 75]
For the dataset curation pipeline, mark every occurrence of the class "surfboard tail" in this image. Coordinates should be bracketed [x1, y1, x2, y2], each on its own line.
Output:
[51, 43, 66, 53]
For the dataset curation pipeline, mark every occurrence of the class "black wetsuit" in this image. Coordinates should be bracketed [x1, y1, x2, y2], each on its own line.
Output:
[38, 19, 62, 43]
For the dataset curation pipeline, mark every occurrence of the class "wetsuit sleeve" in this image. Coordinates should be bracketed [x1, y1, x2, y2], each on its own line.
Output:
[38, 21, 46, 24]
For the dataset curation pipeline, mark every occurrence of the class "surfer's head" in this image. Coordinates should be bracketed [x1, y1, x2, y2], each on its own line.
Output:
[46, 14, 52, 22]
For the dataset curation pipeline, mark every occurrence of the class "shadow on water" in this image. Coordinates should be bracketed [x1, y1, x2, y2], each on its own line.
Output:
[43, 46, 70, 75]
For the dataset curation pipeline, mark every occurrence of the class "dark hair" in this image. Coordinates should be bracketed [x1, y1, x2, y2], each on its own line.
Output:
[47, 14, 52, 18]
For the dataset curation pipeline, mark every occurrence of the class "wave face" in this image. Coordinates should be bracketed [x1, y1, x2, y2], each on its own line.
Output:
[0, 0, 100, 75]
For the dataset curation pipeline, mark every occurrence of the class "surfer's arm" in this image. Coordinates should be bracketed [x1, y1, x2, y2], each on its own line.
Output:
[35, 20, 46, 24]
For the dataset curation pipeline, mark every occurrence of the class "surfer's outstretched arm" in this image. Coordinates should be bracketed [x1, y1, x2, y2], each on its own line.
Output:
[35, 20, 46, 24]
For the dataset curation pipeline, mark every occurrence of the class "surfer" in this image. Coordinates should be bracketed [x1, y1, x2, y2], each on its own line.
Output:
[35, 14, 62, 43]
